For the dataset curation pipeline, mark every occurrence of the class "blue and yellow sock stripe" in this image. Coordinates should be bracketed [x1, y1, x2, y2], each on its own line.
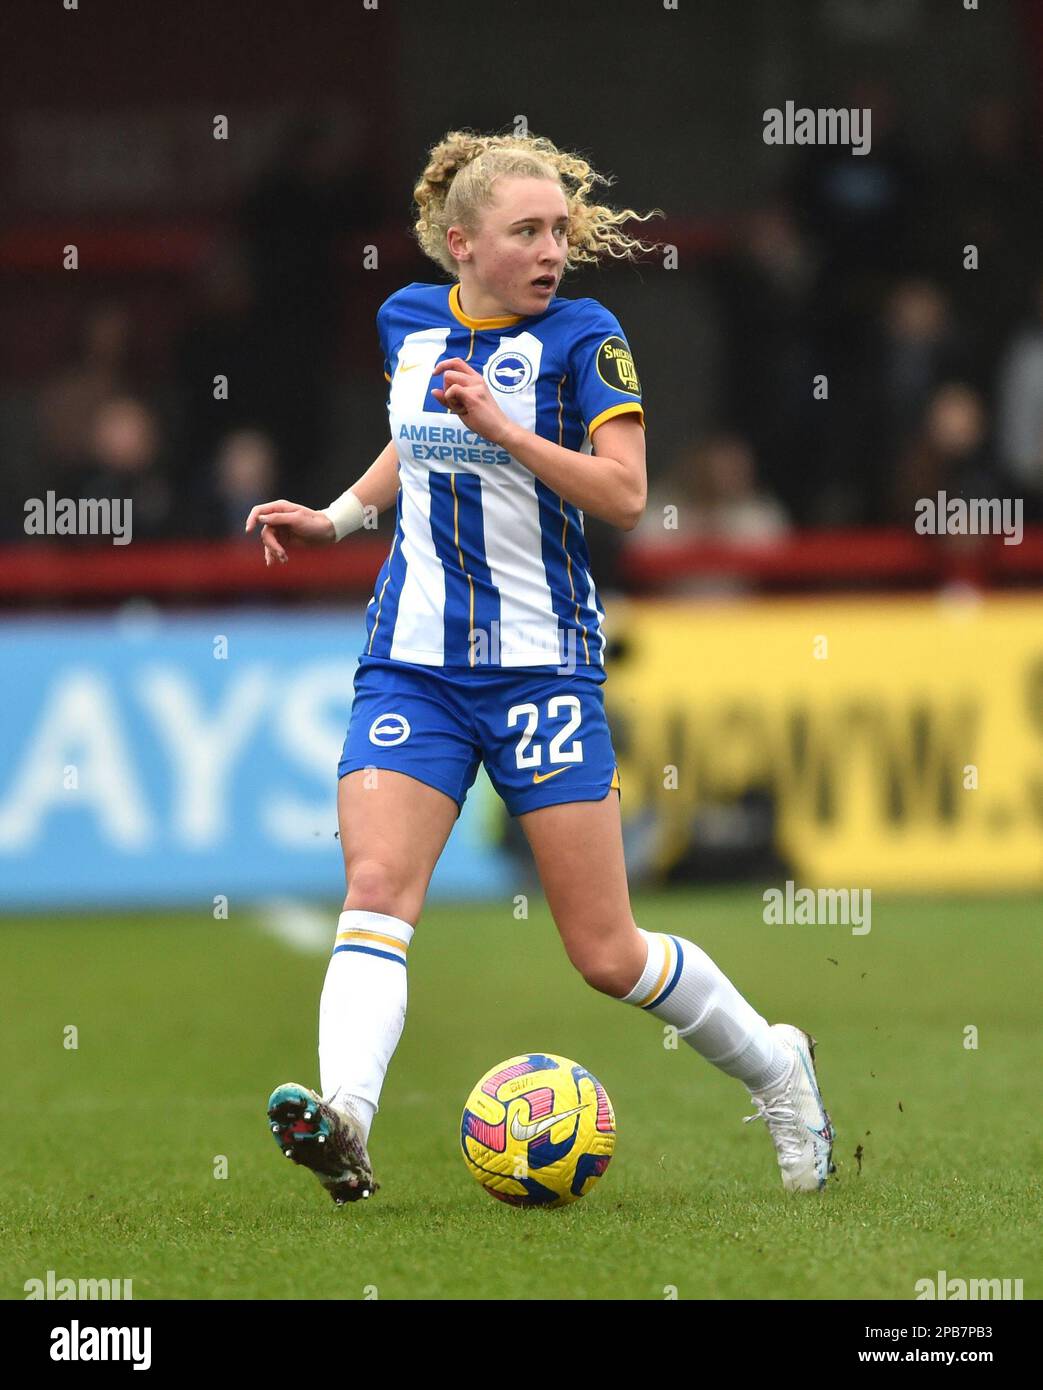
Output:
[332, 929, 409, 968]
[636, 933, 685, 1010]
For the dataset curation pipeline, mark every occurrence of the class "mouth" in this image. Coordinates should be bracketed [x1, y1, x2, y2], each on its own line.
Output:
[531, 275, 556, 293]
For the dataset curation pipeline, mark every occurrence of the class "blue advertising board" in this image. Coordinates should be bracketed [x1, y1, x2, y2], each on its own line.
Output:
[0, 609, 512, 908]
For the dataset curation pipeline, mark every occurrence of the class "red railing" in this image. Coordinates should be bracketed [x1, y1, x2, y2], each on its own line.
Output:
[2, 528, 1042, 601]
[622, 527, 1043, 589]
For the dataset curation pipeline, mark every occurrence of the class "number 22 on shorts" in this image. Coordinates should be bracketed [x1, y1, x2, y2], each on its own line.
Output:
[507, 696, 584, 772]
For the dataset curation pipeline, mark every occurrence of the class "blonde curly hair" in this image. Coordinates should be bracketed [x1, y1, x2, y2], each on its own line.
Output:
[412, 128, 663, 279]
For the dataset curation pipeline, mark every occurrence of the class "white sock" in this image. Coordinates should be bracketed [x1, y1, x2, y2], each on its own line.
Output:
[622, 928, 791, 1091]
[318, 909, 414, 1143]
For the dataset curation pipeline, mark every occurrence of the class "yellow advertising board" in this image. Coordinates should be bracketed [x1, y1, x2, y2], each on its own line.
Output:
[605, 594, 1043, 891]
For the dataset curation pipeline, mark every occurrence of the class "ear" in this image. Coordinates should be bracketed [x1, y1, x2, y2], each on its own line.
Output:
[446, 225, 471, 262]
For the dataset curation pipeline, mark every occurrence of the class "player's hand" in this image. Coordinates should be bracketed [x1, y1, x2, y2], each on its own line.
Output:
[431, 358, 513, 447]
[244, 500, 335, 567]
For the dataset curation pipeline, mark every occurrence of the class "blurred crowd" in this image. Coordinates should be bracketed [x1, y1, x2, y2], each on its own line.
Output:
[9, 115, 384, 544]
[7, 96, 1043, 567]
[699, 89, 1043, 538]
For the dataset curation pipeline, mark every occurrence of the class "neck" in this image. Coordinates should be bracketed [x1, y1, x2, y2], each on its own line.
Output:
[457, 281, 508, 320]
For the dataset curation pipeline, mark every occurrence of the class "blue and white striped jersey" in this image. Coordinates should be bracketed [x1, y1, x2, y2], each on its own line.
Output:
[363, 280, 644, 673]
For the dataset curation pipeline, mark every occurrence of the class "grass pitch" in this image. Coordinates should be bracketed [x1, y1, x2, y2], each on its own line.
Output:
[2, 890, 1039, 1300]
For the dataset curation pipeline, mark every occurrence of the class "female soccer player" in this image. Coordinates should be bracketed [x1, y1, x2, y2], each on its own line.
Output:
[246, 130, 834, 1204]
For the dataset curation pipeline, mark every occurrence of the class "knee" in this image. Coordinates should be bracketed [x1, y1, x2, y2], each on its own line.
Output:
[343, 858, 416, 922]
[569, 934, 644, 1000]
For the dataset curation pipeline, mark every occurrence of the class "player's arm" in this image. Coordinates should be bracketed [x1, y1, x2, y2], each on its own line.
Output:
[244, 438, 400, 565]
[432, 358, 646, 530]
[325, 436, 401, 527]
[506, 413, 647, 531]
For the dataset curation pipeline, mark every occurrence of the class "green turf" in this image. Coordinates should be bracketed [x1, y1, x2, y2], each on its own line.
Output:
[2, 891, 1039, 1300]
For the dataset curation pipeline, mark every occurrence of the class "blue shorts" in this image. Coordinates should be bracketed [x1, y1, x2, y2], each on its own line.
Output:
[338, 655, 620, 817]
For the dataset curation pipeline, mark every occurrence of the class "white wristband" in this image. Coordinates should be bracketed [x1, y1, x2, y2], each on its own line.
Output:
[320, 489, 367, 542]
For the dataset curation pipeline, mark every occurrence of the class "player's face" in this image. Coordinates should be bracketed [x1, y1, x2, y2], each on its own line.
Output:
[456, 176, 570, 317]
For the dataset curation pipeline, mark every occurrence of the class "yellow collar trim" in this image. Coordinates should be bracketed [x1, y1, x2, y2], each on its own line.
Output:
[449, 282, 524, 329]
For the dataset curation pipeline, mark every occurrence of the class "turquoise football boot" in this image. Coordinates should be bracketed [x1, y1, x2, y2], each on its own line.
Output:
[267, 1083, 378, 1205]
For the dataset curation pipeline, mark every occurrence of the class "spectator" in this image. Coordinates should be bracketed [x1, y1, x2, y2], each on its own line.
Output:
[212, 429, 279, 539]
[630, 434, 789, 598]
[789, 79, 923, 293]
[76, 396, 173, 540]
[635, 434, 790, 545]
[711, 202, 822, 524]
[891, 383, 998, 524]
[996, 270, 1043, 512]
[170, 244, 269, 526]
[35, 303, 137, 486]
[851, 280, 971, 522]
[935, 96, 1043, 388]
[238, 110, 385, 501]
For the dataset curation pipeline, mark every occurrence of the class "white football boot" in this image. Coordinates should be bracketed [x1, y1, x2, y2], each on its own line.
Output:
[743, 1024, 836, 1192]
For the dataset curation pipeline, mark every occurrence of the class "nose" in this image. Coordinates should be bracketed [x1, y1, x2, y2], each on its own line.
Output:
[538, 229, 564, 263]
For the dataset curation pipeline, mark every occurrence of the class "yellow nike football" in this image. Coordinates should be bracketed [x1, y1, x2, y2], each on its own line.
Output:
[460, 1053, 615, 1207]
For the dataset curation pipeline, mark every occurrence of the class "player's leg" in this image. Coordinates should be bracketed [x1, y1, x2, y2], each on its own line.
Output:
[320, 657, 478, 1135]
[319, 767, 459, 1137]
[518, 793, 835, 1191]
[338, 765, 460, 923]
[480, 669, 786, 1079]
[270, 657, 479, 1202]
[517, 791, 644, 994]
[480, 663, 835, 1193]
[517, 791, 787, 1081]
[270, 770, 459, 1202]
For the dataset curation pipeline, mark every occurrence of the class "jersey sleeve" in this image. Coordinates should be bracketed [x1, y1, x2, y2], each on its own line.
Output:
[567, 301, 645, 439]
[376, 301, 392, 383]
